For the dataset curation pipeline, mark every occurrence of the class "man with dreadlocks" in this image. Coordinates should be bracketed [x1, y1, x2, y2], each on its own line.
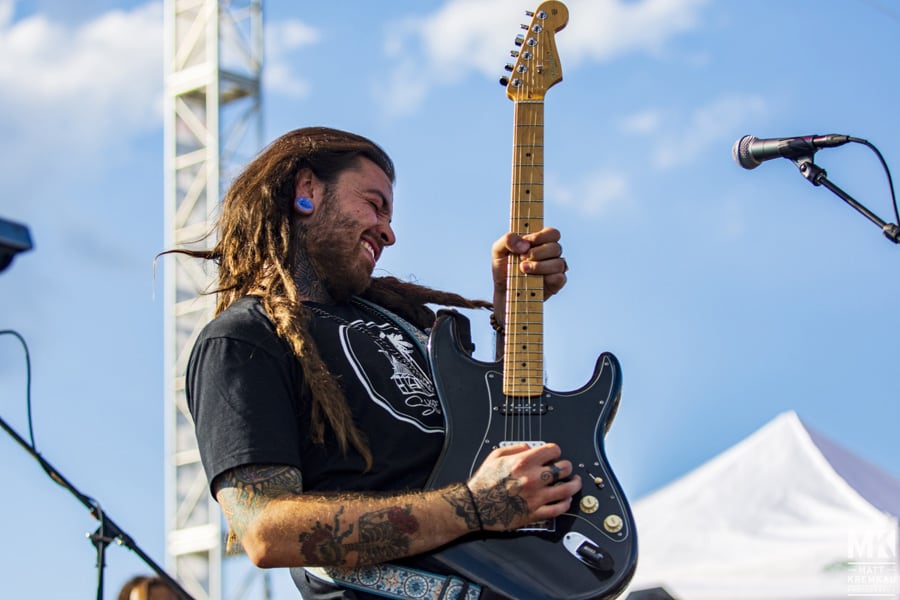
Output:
[183, 127, 578, 599]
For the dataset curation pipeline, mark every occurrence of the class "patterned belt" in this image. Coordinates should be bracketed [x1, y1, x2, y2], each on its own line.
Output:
[307, 564, 483, 600]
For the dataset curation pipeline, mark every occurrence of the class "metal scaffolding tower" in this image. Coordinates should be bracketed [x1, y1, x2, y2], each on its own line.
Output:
[163, 1, 263, 598]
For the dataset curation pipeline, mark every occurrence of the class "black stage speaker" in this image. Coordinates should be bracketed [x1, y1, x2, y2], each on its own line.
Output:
[0, 217, 33, 273]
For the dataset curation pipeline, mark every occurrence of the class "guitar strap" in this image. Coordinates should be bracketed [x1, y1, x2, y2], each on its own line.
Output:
[352, 296, 430, 356]
[301, 564, 483, 600]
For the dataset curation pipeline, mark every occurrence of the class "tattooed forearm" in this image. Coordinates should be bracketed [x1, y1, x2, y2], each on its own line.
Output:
[299, 506, 354, 564]
[298, 503, 419, 566]
[354, 505, 418, 564]
[442, 484, 482, 531]
[214, 464, 303, 548]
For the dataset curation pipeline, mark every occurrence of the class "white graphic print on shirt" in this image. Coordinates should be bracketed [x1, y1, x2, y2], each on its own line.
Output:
[338, 317, 442, 433]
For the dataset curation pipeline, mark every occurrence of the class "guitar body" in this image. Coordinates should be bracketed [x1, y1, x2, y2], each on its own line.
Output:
[424, 311, 637, 600]
[419, 3, 637, 597]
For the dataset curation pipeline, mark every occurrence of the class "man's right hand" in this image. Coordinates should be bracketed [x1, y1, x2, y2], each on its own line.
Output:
[466, 442, 582, 531]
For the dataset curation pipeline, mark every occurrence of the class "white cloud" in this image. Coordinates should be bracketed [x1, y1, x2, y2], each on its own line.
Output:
[270, 19, 320, 51]
[550, 167, 631, 217]
[378, 0, 710, 116]
[263, 18, 319, 98]
[375, 0, 520, 117]
[407, 0, 524, 78]
[621, 109, 663, 135]
[650, 93, 767, 169]
[0, 2, 163, 169]
[373, 56, 431, 117]
[560, 0, 710, 64]
[552, 94, 767, 219]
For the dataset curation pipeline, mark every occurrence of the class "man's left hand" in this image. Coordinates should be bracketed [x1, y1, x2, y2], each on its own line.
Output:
[491, 227, 568, 316]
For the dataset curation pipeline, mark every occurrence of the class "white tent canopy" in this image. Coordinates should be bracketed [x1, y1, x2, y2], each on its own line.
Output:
[624, 411, 900, 599]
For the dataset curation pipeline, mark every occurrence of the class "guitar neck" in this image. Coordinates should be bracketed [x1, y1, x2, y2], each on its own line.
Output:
[503, 100, 545, 397]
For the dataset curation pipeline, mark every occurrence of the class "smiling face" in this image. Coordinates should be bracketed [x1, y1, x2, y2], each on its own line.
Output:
[296, 157, 396, 302]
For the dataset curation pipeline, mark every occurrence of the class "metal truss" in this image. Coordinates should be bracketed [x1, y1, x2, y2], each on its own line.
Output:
[163, 1, 263, 598]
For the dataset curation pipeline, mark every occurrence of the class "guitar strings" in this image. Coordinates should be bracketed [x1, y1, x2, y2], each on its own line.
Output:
[500, 17, 553, 448]
[505, 100, 518, 446]
[527, 97, 544, 446]
[505, 36, 546, 447]
[508, 73, 519, 444]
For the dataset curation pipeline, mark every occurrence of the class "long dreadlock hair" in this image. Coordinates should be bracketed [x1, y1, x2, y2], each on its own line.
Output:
[169, 127, 491, 469]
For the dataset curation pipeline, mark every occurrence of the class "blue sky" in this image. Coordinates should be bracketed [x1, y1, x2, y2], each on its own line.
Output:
[1, 1, 898, 598]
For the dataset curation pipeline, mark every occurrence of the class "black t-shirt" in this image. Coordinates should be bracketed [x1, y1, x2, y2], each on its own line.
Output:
[187, 296, 449, 598]
[186, 295, 445, 496]
[187, 296, 497, 599]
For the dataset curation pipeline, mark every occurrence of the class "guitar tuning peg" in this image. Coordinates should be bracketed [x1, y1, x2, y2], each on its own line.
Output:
[504, 63, 515, 72]
[520, 23, 530, 30]
[525, 10, 535, 17]
[499, 76, 510, 87]
[510, 50, 520, 58]
[514, 34, 525, 46]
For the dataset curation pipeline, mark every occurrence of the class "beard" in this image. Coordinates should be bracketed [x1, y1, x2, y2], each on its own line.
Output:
[297, 188, 373, 303]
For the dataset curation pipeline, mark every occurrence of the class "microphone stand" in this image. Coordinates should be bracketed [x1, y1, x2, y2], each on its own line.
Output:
[792, 156, 900, 244]
[0, 414, 195, 600]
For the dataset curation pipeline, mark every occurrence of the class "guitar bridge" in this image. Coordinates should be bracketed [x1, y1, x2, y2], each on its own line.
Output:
[517, 518, 556, 532]
[499, 441, 546, 448]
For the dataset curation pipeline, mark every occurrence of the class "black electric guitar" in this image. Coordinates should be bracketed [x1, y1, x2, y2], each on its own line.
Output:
[424, 3, 637, 599]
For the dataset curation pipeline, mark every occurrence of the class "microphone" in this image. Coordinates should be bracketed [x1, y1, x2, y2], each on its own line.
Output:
[732, 134, 852, 169]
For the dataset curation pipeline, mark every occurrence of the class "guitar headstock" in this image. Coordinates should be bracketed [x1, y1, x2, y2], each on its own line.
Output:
[502, 1, 568, 102]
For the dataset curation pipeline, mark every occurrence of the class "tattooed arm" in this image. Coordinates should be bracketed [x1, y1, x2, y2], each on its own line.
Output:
[213, 464, 467, 568]
[212, 443, 580, 569]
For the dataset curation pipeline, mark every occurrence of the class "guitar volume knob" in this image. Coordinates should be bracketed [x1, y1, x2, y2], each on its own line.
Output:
[579, 495, 599, 514]
[603, 514, 624, 533]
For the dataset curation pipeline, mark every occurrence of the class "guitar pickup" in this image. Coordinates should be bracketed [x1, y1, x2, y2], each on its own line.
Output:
[497, 401, 548, 415]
